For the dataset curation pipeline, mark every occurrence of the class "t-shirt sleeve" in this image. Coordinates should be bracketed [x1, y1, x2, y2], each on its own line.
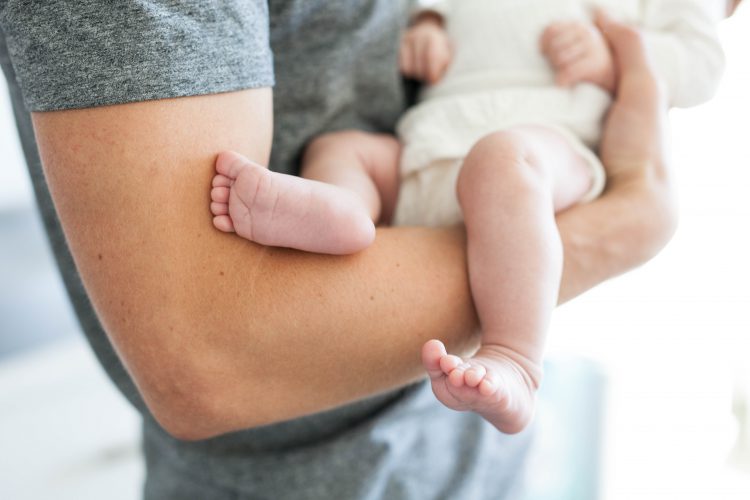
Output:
[0, 0, 274, 111]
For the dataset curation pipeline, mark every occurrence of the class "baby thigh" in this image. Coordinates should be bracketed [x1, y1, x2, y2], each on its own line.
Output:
[394, 125, 599, 228]
[457, 125, 599, 215]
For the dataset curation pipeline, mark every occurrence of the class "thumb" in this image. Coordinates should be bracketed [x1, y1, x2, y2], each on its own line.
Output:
[595, 9, 651, 77]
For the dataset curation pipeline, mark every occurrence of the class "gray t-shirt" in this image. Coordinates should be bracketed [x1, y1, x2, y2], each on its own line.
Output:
[0, 1, 532, 498]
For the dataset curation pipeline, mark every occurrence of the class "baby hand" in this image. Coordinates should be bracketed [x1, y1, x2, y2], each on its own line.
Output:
[541, 20, 616, 93]
[400, 13, 452, 84]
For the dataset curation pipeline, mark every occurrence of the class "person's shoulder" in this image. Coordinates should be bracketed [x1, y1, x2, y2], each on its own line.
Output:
[3, 1, 274, 111]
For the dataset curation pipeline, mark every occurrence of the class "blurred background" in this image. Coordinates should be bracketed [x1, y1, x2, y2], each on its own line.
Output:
[1, 6, 749, 500]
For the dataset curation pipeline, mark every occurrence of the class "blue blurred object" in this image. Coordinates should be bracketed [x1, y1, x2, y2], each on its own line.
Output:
[524, 356, 607, 500]
[0, 207, 79, 358]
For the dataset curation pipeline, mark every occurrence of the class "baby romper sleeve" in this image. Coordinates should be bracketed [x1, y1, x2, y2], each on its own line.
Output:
[641, 0, 726, 108]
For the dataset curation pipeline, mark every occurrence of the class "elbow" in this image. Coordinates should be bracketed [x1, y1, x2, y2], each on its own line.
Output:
[153, 381, 287, 441]
[649, 195, 679, 260]
[150, 395, 227, 442]
[606, 167, 680, 272]
[635, 178, 680, 265]
[158, 419, 234, 443]
[142, 369, 236, 442]
[120, 327, 255, 441]
[106, 288, 293, 440]
[149, 365, 304, 441]
[156, 419, 213, 443]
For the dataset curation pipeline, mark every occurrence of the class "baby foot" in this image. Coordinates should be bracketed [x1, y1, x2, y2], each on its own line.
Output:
[421, 339, 541, 434]
[210, 151, 375, 255]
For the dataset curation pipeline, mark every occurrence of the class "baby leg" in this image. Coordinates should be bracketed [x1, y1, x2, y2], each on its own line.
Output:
[210, 132, 398, 255]
[301, 131, 401, 225]
[423, 125, 594, 433]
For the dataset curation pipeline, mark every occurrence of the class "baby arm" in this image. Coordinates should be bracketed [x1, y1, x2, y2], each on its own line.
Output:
[399, 5, 452, 84]
[540, 17, 616, 93]
[541, 2, 725, 106]
[640, 0, 725, 107]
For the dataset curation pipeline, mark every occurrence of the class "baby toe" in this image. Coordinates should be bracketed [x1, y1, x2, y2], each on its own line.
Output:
[464, 365, 487, 388]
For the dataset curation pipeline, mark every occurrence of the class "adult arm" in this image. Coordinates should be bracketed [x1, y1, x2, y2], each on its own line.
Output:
[31, 17, 675, 440]
[557, 11, 678, 301]
[32, 89, 479, 440]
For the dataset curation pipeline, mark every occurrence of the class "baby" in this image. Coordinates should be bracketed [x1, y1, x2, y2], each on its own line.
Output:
[209, 0, 724, 433]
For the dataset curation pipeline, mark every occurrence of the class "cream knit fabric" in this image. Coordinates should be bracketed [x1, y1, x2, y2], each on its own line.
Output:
[394, 0, 724, 227]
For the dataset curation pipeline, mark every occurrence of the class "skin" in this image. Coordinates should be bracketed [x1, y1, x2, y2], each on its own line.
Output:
[30, 13, 675, 441]
[400, 12, 452, 84]
[540, 20, 616, 92]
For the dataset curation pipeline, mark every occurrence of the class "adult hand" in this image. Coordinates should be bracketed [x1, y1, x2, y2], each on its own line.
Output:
[555, 11, 678, 303]
[596, 10, 670, 186]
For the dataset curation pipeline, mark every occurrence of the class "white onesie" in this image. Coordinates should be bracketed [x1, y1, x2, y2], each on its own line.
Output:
[393, 0, 725, 227]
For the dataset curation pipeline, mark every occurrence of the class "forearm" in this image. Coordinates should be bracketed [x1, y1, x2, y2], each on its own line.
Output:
[557, 12, 682, 303]
[32, 88, 672, 440]
[179, 225, 480, 437]
[557, 169, 678, 303]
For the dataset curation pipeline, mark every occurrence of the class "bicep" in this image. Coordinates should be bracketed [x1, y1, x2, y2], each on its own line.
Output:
[32, 89, 273, 420]
[33, 89, 273, 295]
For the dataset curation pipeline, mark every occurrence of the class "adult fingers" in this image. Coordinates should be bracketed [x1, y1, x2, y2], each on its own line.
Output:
[596, 9, 668, 183]
[595, 9, 652, 79]
[595, 9, 663, 115]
